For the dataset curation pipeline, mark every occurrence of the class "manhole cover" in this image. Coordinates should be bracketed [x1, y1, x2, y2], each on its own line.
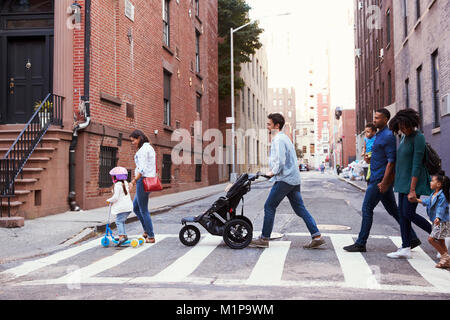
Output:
[317, 224, 351, 231]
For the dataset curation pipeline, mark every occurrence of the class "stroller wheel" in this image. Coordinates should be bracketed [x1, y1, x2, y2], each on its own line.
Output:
[179, 225, 201, 247]
[223, 218, 253, 249]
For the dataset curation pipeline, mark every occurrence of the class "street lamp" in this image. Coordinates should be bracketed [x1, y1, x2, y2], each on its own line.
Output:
[229, 12, 291, 182]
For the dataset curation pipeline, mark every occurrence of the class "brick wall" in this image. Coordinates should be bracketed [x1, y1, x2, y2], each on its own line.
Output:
[73, 0, 219, 209]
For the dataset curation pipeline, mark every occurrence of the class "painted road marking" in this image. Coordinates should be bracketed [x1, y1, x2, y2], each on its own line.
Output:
[246, 241, 290, 286]
[4, 233, 450, 295]
[55, 235, 167, 283]
[129, 235, 222, 284]
[0, 237, 99, 279]
[329, 234, 381, 289]
[390, 236, 450, 294]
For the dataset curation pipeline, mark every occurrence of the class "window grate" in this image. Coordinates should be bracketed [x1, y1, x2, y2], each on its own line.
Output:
[99, 146, 118, 188]
[162, 154, 172, 184]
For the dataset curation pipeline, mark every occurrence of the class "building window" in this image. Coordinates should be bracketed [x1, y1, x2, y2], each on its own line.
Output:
[99, 146, 118, 188]
[196, 94, 201, 118]
[302, 146, 307, 154]
[195, 30, 200, 73]
[241, 87, 245, 113]
[303, 128, 307, 136]
[386, 9, 391, 45]
[162, 154, 172, 184]
[405, 78, 410, 109]
[195, 164, 202, 182]
[252, 94, 255, 120]
[416, 0, 421, 21]
[323, 108, 327, 116]
[279, 99, 283, 106]
[163, 0, 170, 46]
[164, 70, 171, 126]
[431, 50, 440, 128]
[387, 71, 392, 105]
[194, 0, 199, 17]
[403, 0, 408, 38]
[416, 65, 423, 129]
[273, 99, 277, 106]
[310, 144, 315, 155]
[248, 89, 251, 117]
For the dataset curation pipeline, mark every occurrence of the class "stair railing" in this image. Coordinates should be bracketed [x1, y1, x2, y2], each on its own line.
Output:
[0, 93, 64, 217]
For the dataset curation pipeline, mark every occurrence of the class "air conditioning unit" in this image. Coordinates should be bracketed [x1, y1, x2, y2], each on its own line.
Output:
[442, 93, 450, 117]
[358, 1, 363, 10]
[379, 48, 384, 58]
[355, 48, 362, 58]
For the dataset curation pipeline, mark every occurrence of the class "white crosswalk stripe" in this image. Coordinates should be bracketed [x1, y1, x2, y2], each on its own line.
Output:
[1, 232, 450, 294]
[329, 234, 381, 290]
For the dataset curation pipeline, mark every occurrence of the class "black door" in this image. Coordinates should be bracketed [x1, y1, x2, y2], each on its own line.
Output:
[6, 36, 50, 123]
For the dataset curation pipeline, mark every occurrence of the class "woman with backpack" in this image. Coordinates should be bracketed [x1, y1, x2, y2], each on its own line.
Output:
[387, 109, 432, 259]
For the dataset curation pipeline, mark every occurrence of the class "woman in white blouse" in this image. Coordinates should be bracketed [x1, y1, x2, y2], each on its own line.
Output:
[129, 130, 156, 243]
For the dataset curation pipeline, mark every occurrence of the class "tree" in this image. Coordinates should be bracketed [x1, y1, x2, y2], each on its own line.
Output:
[218, 0, 264, 100]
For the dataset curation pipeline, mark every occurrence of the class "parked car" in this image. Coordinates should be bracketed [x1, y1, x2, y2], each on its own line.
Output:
[299, 164, 309, 172]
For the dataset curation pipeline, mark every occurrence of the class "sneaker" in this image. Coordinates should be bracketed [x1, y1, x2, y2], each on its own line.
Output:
[410, 238, 421, 250]
[303, 238, 326, 249]
[387, 247, 411, 259]
[249, 237, 269, 248]
[343, 243, 366, 252]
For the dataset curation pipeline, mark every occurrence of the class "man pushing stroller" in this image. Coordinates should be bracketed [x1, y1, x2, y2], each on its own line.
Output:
[250, 113, 326, 249]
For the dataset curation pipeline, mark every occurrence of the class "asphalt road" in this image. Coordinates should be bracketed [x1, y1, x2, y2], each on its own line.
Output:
[1, 171, 449, 301]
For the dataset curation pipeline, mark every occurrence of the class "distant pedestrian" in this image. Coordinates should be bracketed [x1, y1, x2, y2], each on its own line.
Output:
[387, 109, 432, 259]
[250, 113, 325, 249]
[129, 130, 157, 243]
[344, 108, 421, 253]
[106, 167, 133, 246]
[320, 163, 325, 174]
[415, 173, 450, 268]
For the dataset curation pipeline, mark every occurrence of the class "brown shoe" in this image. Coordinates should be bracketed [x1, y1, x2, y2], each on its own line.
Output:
[146, 237, 155, 244]
[436, 253, 450, 269]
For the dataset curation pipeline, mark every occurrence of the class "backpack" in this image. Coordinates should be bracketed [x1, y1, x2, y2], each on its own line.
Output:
[423, 142, 442, 175]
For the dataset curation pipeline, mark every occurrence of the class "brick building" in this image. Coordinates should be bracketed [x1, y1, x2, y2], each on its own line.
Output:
[0, 0, 219, 219]
[354, 0, 396, 146]
[392, 0, 450, 174]
[332, 109, 356, 168]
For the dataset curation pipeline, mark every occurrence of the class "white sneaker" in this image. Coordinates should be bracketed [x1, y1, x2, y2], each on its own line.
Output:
[387, 247, 412, 259]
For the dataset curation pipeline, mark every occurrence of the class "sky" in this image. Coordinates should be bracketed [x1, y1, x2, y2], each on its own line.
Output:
[245, 0, 356, 115]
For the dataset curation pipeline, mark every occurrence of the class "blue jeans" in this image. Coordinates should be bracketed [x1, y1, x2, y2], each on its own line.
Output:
[356, 180, 419, 246]
[116, 211, 131, 236]
[262, 181, 321, 239]
[398, 193, 432, 248]
[133, 178, 154, 238]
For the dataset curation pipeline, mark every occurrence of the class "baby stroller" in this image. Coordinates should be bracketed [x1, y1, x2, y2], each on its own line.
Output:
[179, 172, 269, 249]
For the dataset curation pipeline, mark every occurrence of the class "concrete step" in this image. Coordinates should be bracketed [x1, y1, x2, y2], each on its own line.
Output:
[0, 147, 56, 158]
[0, 137, 61, 149]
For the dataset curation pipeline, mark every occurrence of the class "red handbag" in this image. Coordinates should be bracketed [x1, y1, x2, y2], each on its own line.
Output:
[142, 156, 163, 192]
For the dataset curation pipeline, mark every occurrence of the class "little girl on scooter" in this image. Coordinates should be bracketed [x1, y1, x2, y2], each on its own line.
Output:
[106, 167, 134, 246]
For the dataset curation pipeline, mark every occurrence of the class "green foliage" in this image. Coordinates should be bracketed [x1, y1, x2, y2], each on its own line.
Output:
[218, 0, 263, 100]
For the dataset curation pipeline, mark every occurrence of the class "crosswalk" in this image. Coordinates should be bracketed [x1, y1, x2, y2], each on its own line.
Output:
[1, 232, 450, 294]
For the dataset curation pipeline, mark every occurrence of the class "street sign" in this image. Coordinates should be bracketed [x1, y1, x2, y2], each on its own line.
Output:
[226, 117, 235, 124]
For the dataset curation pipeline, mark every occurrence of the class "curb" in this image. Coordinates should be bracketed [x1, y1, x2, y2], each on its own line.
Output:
[337, 176, 367, 192]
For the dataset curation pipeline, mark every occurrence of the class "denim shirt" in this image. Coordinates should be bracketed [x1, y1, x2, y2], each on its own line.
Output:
[421, 190, 450, 222]
[134, 142, 156, 178]
[369, 126, 397, 183]
[269, 132, 301, 186]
